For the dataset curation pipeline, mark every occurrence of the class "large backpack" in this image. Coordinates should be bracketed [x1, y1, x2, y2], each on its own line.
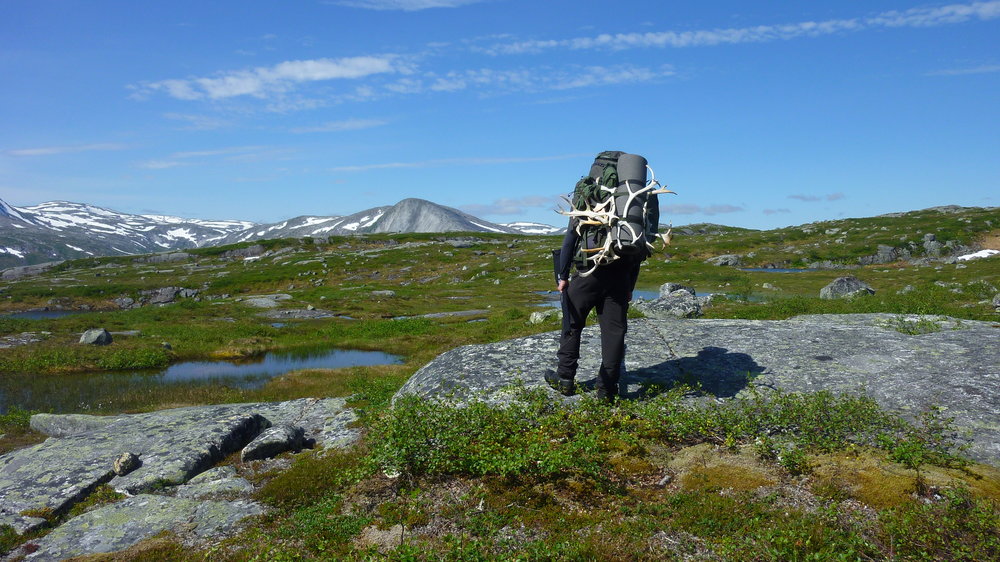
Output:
[567, 151, 664, 274]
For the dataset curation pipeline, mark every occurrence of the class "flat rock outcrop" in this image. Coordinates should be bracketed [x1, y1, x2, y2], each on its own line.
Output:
[0, 398, 357, 534]
[19, 494, 263, 561]
[395, 314, 1000, 465]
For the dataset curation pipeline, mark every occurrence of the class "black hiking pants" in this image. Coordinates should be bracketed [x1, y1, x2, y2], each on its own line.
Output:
[556, 261, 631, 396]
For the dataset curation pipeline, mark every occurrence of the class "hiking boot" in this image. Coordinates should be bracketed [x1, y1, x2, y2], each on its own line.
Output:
[595, 386, 618, 404]
[543, 369, 575, 396]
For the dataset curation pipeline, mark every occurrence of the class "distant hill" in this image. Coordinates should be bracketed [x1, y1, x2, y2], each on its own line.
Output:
[0, 197, 551, 267]
[0, 200, 253, 269]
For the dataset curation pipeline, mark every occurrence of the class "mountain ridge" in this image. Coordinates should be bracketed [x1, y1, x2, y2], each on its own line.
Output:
[0, 197, 553, 267]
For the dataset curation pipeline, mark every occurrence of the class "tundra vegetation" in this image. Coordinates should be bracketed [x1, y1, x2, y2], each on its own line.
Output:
[1, 207, 999, 559]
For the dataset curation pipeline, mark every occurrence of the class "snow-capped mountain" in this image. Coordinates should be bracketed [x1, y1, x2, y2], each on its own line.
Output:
[0, 199, 254, 268]
[213, 198, 521, 245]
[502, 221, 565, 235]
[0, 197, 559, 268]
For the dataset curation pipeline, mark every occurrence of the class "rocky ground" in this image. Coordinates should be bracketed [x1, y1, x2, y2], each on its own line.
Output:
[0, 398, 358, 560]
[396, 312, 1000, 465]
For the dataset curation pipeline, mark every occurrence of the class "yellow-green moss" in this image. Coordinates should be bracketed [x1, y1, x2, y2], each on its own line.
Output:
[668, 443, 779, 492]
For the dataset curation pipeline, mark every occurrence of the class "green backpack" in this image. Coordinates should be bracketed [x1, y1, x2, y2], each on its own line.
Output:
[568, 151, 661, 272]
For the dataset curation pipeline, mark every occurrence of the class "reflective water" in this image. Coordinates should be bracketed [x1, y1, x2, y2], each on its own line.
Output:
[0, 347, 401, 414]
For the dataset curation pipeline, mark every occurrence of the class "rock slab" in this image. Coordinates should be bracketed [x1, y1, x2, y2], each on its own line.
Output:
[0, 398, 357, 534]
[394, 314, 1000, 465]
[20, 494, 263, 561]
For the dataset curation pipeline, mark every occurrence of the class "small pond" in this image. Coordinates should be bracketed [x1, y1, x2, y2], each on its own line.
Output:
[0, 347, 401, 414]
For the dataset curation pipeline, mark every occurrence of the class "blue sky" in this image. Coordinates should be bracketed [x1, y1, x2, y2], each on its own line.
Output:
[1, 0, 997, 230]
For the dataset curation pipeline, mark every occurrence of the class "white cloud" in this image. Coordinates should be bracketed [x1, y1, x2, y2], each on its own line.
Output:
[136, 55, 401, 101]
[4, 143, 127, 157]
[331, 153, 584, 172]
[329, 0, 487, 11]
[483, 1, 1000, 55]
[763, 208, 792, 215]
[290, 118, 388, 133]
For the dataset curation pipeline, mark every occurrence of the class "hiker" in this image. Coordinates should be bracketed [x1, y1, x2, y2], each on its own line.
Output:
[544, 151, 668, 402]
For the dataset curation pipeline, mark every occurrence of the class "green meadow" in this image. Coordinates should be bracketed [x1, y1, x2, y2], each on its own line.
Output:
[1, 207, 999, 559]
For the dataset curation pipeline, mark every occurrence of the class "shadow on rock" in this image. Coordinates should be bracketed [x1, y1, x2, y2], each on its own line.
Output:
[606, 346, 767, 400]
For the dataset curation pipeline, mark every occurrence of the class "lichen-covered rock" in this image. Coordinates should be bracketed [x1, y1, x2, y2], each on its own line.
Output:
[175, 466, 254, 499]
[819, 276, 875, 299]
[1, 398, 356, 534]
[704, 254, 742, 266]
[30, 413, 116, 437]
[240, 424, 306, 462]
[79, 328, 113, 345]
[113, 452, 141, 476]
[394, 314, 1000, 465]
[658, 282, 696, 297]
[528, 309, 560, 324]
[634, 289, 702, 319]
[20, 494, 263, 560]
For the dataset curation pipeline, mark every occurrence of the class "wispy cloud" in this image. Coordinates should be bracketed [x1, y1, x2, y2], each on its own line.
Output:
[381, 64, 674, 97]
[163, 112, 231, 131]
[925, 63, 1000, 76]
[661, 203, 744, 216]
[4, 143, 127, 157]
[136, 145, 280, 170]
[763, 208, 792, 215]
[789, 192, 845, 202]
[460, 195, 561, 216]
[134, 55, 404, 101]
[331, 153, 584, 172]
[328, 0, 487, 11]
[290, 118, 388, 133]
[482, 1, 1000, 55]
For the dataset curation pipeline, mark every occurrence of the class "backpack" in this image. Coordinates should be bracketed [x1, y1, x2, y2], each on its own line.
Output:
[566, 151, 666, 275]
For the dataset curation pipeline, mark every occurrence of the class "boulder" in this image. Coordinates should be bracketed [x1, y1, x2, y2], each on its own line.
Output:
[372, 290, 396, 298]
[820, 276, 875, 299]
[658, 283, 696, 297]
[634, 290, 702, 319]
[704, 254, 742, 267]
[113, 296, 137, 309]
[240, 424, 306, 462]
[113, 452, 141, 476]
[993, 293, 1000, 311]
[79, 328, 113, 346]
[529, 309, 560, 324]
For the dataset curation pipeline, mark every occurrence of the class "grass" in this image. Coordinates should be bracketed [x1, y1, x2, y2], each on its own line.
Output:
[0, 208, 998, 559]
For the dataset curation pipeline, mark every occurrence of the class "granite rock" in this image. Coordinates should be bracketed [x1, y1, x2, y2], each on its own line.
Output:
[1, 398, 357, 534]
[820, 276, 875, 299]
[394, 314, 1000, 465]
[79, 328, 113, 346]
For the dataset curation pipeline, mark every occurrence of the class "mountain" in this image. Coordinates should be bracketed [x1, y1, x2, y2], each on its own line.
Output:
[0, 197, 556, 268]
[0, 200, 254, 268]
[211, 198, 520, 245]
[502, 221, 565, 235]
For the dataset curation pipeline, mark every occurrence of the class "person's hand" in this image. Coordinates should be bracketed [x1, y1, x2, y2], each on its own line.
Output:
[557, 279, 568, 293]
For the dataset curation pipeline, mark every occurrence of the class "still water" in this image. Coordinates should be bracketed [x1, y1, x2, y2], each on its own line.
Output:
[0, 347, 401, 414]
[4, 310, 84, 320]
